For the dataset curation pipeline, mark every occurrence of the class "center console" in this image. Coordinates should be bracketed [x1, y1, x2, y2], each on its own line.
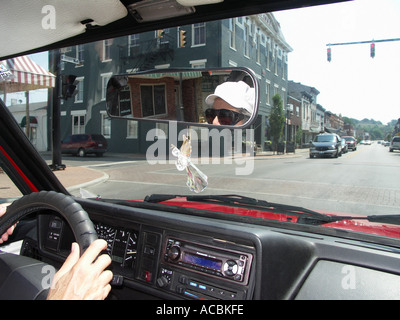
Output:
[156, 234, 254, 300]
[35, 215, 256, 300]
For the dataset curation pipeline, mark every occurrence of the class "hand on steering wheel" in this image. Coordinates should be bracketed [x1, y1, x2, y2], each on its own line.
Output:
[0, 191, 113, 300]
[47, 239, 113, 300]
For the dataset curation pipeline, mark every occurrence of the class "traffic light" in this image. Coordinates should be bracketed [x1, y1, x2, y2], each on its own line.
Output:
[370, 42, 375, 58]
[157, 29, 165, 38]
[327, 47, 332, 62]
[61, 74, 79, 100]
[179, 29, 186, 47]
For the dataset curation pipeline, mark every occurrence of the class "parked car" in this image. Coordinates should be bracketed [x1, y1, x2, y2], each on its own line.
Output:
[340, 138, 348, 154]
[342, 136, 357, 151]
[61, 134, 107, 157]
[309, 133, 342, 158]
[389, 136, 400, 152]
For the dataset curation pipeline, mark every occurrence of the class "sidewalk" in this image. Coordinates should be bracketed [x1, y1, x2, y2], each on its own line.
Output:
[0, 166, 108, 199]
[252, 147, 309, 159]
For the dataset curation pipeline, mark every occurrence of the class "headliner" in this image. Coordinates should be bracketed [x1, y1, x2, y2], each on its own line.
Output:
[0, 0, 347, 60]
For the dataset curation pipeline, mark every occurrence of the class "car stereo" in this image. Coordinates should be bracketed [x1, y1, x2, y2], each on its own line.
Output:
[163, 237, 252, 284]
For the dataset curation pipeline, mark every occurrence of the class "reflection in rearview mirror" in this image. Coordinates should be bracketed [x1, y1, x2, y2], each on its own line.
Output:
[106, 67, 259, 128]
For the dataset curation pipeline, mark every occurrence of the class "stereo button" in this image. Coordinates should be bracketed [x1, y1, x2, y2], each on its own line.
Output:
[168, 246, 181, 261]
[223, 260, 238, 276]
[179, 275, 188, 285]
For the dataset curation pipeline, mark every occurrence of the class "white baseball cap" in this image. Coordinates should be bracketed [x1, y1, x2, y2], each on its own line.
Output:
[205, 81, 255, 115]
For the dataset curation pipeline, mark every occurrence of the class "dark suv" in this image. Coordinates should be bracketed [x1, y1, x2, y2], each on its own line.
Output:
[61, 134, 108, 157]
[342, 136, 357, 151]
[389, 136, 400, 152]
[309, 133, 342, 158]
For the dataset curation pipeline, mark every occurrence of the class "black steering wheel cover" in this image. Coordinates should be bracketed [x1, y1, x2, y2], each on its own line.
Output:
[0, 191, 97, 254]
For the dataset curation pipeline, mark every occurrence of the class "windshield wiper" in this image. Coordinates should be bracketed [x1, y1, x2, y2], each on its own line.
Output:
[144, 194, 335, 224]
[325, 214, 400, 227]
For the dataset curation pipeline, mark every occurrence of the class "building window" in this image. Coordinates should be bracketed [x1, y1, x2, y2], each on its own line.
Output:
[76, 44, 84, 65]
[193, 23, 206, 46]
[127, 120, 138, 139]
[244, 24, 250, 57]
[256, 34, 261, 64]
[101, 112, 111, 138]
[103, 39, 112, 61]
[75, 77, 84, 103]
[274, 84, 279, 97]
[101, 73, 112, 100]
[128, 34, 139, 56]
[190, 59, 207, 68]
[156, 123, 168, 138]
[283, 61, 287, 80]
[140, 84, 166, 117]
[265, 81, 271, 105]
[229, 18, 236, 49]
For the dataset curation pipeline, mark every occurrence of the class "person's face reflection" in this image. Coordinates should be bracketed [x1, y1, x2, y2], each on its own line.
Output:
[212, 98, 246, 126]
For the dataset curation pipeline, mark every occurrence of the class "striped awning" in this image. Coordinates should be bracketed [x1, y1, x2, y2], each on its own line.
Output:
[0, 55, 55, 93]
[129, 71, 203, 81]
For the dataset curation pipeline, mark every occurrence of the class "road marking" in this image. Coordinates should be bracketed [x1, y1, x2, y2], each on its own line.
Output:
[83, 160, 137, 167]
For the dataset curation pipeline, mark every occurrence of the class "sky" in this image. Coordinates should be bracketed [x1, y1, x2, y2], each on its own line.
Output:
[274, 0, 400, 125]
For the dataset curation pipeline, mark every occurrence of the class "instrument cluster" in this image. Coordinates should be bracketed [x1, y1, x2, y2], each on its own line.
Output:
[94, 221, 139, 270]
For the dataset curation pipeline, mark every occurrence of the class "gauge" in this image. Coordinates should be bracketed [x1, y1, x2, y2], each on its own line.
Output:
[124, 231, 138, 268]
[111, 229, 138, 268]
[94, 222, 116, 256]
[94, 221, 138, 269]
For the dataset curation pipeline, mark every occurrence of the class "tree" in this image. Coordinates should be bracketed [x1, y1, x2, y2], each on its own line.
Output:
[269, 94, 285, 153]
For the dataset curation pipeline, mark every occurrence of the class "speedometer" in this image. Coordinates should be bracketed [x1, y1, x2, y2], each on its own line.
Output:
[94, 222, 116, 256]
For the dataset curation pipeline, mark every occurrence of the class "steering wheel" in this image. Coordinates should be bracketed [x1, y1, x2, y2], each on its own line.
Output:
[0, 191, 98, 299]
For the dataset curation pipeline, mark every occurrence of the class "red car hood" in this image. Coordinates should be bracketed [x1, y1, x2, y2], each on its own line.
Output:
[141, 198, 400, 239]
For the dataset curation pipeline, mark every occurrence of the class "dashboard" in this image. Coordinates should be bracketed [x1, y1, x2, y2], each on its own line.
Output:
[20, 198, 400, 300]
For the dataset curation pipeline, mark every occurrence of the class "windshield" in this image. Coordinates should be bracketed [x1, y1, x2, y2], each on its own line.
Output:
[2, 0, 400, 239]
[314, 135, 336, 142]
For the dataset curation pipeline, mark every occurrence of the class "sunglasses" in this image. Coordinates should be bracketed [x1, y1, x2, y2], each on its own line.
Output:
[205, 108, 245, 125]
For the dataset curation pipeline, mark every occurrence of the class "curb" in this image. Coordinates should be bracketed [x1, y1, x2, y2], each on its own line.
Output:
[66, 170, 109, 193]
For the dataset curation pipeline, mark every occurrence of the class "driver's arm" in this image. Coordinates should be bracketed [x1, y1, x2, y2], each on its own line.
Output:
[0, 203, 15, 244]
[47, 239, 113, 300]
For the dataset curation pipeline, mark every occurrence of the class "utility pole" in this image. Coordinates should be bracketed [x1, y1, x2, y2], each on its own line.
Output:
[48, 52, 80, 171]
[48, 49, 65, 171]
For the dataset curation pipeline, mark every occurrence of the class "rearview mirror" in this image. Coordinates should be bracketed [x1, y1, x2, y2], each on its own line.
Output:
[106, 67, 259, 128]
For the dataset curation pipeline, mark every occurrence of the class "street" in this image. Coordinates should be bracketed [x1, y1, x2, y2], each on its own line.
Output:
[62, 142, 400, 216]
